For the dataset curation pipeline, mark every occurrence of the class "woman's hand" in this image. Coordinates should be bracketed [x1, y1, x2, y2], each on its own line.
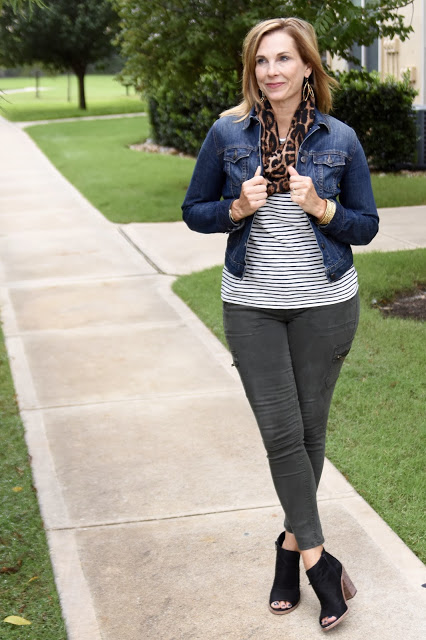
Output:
[231, 166, 268, 221]
[288, 165, 326, 219]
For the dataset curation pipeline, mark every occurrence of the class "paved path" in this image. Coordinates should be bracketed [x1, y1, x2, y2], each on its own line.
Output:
[15, 111, 147, 129]
[0, 115, 425, 639]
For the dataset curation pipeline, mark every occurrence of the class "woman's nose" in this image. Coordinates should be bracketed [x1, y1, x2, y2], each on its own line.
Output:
[266, 61, 279, 76]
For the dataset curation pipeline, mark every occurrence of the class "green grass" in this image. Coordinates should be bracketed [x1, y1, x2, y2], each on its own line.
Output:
[0, 327, 66, 638]
[172, 249, 426, 563]
[1, 74, 145, 121]
[26, 117, 426, 221]
[370, 172, 426, 207]
[27, 118, 195, 223]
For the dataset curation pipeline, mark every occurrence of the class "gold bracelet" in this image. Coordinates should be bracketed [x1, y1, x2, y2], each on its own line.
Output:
[318, 199, 336, 226]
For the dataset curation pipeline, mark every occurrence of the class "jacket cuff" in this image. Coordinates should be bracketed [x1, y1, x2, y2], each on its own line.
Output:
[318, 200, 345, 234]
[222, 199, 244, 232]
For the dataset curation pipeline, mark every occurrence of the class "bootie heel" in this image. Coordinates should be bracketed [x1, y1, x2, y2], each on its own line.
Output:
[342, 565, 357, 601]
[269, 531, 301, 615]
[306, 549, 356, 631]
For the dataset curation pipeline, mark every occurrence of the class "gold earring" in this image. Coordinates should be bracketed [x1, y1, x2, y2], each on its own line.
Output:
[258, 89, 265, 103]
[302, 78, 314, 102]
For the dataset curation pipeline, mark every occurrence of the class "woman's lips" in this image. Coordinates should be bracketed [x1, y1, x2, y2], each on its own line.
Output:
[266, 82, 285, 89]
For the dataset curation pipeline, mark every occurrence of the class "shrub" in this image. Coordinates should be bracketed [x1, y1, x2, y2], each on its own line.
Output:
[148, 69, 417, 171]
[331, 70, 417, 171]
[148, 73, 239, 156]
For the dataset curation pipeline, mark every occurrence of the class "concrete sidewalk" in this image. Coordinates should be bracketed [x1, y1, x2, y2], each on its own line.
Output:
[0, 115, 425, 640]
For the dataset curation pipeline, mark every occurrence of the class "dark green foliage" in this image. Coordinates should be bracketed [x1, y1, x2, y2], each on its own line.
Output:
[148, 73, 240, 156]
[332, 70, 418, 171]
[114, 1, 413, 92]
[147, 70, 418, 167]
[113, 1, 416, 163]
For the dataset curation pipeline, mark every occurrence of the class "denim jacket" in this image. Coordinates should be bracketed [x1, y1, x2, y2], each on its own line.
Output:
[182, 108, 379, 282]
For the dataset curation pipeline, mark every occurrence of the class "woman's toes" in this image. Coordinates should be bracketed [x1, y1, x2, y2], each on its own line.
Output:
[272, 600, 292, 610]
[321, 615, 337, 626]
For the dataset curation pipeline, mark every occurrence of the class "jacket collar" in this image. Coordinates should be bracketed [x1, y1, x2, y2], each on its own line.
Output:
[313, 108, 331, 132]
[243, 105, 331, 132]
[242, 106, 259, 130]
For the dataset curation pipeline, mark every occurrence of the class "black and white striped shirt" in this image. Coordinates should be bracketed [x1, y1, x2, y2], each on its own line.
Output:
[221, 192, 358, 309]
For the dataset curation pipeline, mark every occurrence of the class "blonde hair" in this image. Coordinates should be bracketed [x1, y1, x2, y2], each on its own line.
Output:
[221, 17, 338, 119]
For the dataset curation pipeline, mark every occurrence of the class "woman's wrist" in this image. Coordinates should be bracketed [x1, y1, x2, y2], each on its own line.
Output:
[229, 200, 241, 223]
[311, 198, 327, 220]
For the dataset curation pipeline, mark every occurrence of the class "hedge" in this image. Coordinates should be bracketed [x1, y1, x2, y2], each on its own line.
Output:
[148, 73, 239, 156]
[148, 70, 417, 171]
[331, 70, 417, 171]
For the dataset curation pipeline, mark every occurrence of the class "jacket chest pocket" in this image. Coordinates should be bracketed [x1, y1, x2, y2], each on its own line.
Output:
[312, 152, 346, 196]
[224, 148, 252, 196]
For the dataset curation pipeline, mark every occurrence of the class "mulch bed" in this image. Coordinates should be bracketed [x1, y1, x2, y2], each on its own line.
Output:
[377, 285, 426, 321]
[129, 139, 193, 159]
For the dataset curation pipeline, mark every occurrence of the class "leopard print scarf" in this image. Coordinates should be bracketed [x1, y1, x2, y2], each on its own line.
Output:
[256, 96, 315, 195]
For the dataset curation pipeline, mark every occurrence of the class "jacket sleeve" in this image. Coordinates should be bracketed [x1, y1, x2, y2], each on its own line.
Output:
[318, 136, 379, 245]
[181, 122, 245, 234]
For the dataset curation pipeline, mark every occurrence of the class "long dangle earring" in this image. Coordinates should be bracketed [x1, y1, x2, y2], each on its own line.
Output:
[258, 89, 265, 103]
[302, 77, 314, 102]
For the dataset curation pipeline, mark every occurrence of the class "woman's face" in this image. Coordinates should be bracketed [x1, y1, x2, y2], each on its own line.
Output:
[255, 30, 312, 110]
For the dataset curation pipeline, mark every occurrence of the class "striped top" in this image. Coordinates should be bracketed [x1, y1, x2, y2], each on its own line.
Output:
[221, 192, 358, 309]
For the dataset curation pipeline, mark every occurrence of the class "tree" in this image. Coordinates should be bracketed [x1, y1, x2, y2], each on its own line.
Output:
[114, 0, 414, 94]
[0, 0, 119, 109]
[0, 0, 43, 9]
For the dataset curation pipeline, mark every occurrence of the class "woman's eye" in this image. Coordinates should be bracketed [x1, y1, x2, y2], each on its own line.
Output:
[256, 58, 266, 65]
[279, 56, 289, 62]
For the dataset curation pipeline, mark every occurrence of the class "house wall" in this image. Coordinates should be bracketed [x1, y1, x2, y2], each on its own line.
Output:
[381, 0, 425, 104]
[327, 0, 425, 105]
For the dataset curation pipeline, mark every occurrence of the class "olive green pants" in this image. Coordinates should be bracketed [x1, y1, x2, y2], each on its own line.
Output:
[223, 293, 359, 550]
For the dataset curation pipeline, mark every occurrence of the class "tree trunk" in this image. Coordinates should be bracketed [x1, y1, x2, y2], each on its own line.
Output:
[35, 69, 40, 99]
[76, 70, 86, 110]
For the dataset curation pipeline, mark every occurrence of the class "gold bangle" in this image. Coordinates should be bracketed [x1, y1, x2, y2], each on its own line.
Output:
[318, 199, 336, 226]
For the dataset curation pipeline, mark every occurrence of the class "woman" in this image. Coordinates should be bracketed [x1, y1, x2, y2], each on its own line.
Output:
[182, 17, 378, 631]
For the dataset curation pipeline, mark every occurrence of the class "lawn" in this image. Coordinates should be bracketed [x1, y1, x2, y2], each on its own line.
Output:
[371, 171, 426, 208]
[26, 117, 425, 226]
[28, 117, 195, 223]
[172, 249, 426, 563]
[0, 74, 145, 121]
[0, 327, 66, 638]
[1, 111, 425, 633]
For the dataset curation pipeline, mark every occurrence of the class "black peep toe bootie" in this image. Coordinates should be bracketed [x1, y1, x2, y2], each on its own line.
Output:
[269, 531, 301, 615]
[306, 549, 357, 631]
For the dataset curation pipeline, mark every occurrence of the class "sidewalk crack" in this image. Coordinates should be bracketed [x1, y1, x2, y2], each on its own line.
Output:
[117, 226, 165, 274]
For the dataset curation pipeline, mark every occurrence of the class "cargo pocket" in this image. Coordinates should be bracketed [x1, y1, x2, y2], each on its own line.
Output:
[325, 339, 353, 388]
[230, 350, 240, 368]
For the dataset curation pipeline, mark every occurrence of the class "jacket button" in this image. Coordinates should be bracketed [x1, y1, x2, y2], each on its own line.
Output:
[321, 243, 325, 249]
[331, 273, 335, 279]
[301, 156, 306, 163]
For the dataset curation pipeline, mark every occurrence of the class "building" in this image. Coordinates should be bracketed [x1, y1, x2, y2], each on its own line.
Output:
[328, 0, 425, 105]
[327, 0, 425, 165]
[381, 0, 425, 105]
